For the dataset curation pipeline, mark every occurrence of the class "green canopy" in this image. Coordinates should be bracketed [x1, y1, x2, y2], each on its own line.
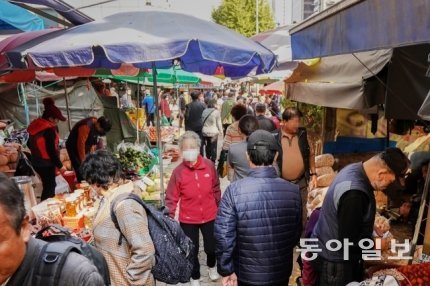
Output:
[95, 67, 200, 84]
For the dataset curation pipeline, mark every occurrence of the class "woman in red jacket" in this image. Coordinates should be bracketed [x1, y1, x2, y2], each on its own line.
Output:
[166, 131, 221, 286]
[27, 97, 66, 201]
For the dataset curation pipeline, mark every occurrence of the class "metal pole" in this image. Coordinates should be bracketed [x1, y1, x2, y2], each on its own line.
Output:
[256, 0, 259, 34]
[151, 63, 165, 206]
[137, 77, 140, 144]
[19, 83, 30, 126]
[409, 162, 430, 263]
[63, 77, 72, 131]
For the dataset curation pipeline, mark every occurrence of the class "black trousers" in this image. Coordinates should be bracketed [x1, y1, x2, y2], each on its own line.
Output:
[238, 280, 289, 286]
[180, 220, 216, 280]
[312, 257, 363, 286]
[222, 123, 230, 136]
[195, 130, 205, 156]
[204, 136, 218, 162]
[34, 165, 56, 201]
[66, 145, 83, 182]
[146, 113, 155, 127]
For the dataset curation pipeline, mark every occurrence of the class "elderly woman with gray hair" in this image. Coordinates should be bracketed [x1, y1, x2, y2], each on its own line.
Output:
[166, 131, 221, 286]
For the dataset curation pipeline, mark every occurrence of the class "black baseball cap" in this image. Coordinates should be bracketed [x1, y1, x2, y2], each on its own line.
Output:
[247, 130, 279, 151]
[380, 147, 410, 185]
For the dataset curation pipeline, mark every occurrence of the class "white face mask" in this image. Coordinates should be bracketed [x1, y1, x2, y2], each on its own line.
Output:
[182, 149, 199, 162]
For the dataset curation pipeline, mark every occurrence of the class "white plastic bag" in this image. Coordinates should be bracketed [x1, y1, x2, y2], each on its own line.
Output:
[55, 174, 70, 194]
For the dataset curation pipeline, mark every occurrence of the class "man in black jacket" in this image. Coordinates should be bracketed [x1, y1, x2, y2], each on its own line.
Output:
[215, 130, 302, 286]
[185, 91, 206, 155]
[255, 103, 276, 132]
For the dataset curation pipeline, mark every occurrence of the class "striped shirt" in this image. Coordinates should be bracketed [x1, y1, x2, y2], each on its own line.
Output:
[222, 121, 245, 150]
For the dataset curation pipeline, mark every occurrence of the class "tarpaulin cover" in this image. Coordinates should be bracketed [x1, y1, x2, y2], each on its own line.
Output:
[290, 0, 430, 59]
[385, 44, 430, 120]
[0, 80, 102, 136]
[9, 0, 93, 25]
[285, 49, 392, 110]
[18, 10, 276, 78]
[0, 80, 141, 150]
[259, 80, 285, 95]
[0, 0, 44, 31]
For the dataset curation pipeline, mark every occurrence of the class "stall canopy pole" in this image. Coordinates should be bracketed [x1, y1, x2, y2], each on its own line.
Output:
[152, 63, 165, 206]
[19, 83, 30, 126]
[63, 78, 72, 131]
[136, 77, 140, 144]
[409, 161, 430, 263]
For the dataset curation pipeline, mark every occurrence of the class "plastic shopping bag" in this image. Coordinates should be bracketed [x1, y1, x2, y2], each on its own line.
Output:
[55, 174, 70, 194]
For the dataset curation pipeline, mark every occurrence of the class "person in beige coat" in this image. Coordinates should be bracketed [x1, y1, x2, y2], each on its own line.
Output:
[81, 150, 155, 286]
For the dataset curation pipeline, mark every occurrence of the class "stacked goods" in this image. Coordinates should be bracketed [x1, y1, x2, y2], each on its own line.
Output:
[314, 154, 336, 187]
[0, 143, 20, 172]
[59, 149, 72, 171]
[306, 187, 328, 217]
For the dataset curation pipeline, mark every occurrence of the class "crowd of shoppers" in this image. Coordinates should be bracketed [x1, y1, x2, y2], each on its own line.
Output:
[13, 87, 412, 286]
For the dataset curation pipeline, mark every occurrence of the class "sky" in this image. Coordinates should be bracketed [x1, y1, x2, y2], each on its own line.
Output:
[67, 0, 223, 21]
[166, 0, 222, 21]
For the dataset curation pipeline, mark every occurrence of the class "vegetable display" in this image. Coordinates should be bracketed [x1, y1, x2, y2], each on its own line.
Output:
[117, 146, 154, 172]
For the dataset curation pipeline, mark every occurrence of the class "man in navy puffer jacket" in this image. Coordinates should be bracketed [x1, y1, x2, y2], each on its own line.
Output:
[215, 130, 302, 286]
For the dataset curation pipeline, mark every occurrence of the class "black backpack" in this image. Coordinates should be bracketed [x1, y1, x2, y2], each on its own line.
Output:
[110, 193, 194, 284]
[34, 224, 111, 286]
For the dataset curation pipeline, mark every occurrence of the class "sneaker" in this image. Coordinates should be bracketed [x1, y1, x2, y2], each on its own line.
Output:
[208, 266, 220, 281]
[190, 278, 201, 286]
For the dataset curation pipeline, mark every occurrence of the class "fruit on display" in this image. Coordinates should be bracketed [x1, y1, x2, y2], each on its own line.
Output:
[397, 262, 430, 285]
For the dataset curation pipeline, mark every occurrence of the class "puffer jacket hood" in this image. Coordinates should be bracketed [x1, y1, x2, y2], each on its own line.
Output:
[27, 118, 56, 135]
[215, 166, 302, 285]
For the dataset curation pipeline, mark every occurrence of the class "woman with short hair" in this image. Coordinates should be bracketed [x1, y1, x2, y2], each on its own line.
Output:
[166, 131, 221, 286]
[81, 150, 155, 286]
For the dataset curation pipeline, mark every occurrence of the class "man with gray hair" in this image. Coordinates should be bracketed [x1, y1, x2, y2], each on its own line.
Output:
[0, 173, 104, 286]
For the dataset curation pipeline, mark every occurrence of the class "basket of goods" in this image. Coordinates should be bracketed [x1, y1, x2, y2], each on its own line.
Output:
[0, 143, 20, 174]
[117, 142, 157, 176]
[397, 262, 430, 285]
